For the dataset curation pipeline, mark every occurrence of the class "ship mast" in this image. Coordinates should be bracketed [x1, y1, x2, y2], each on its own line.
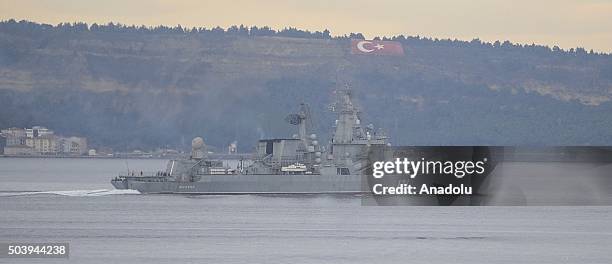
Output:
[329, 84, 388, 166]
[331, 85, 367, 144]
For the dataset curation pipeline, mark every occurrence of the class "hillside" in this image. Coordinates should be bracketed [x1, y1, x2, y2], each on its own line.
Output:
[1, 20, 612, 150]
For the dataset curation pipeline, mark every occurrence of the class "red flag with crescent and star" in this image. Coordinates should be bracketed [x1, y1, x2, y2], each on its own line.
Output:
[350, 39, 404, 56]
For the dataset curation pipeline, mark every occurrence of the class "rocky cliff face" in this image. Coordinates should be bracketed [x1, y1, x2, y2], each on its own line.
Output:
[1, 21, 611, 150]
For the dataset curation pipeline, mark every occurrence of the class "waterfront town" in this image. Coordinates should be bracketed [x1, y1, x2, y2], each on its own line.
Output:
[0, 126, 245, 159]
[0, 126, 184, 158]
[0, 126, 89, 156]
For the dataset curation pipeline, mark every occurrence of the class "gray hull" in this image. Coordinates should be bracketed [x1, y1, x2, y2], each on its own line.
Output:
[110, 89, 385, 195]
[113, 174, 363, 194]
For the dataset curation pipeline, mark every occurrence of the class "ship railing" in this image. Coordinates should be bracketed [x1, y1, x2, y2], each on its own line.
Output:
[278, 158, 304, 166]
[118, 171, 168, 177]
[267, 158, 307, 168]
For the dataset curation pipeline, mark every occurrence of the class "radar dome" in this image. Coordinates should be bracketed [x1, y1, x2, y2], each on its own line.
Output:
[192, 137, 205, 149]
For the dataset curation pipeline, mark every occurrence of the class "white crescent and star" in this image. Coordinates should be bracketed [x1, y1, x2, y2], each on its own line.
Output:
[357, 41, 385, 53]
[357, 41, 374, 52]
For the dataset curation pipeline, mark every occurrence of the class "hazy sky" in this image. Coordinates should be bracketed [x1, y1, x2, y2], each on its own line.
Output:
[2, 0, 611, 52]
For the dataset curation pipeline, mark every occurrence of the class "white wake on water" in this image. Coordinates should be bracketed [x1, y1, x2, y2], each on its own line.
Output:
[0, 189, 140, 197]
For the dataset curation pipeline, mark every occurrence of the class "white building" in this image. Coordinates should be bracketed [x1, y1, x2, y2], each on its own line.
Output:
[1, 127, 27, 146]
[25, 126, 54, 138]
[25, 135, 58, 154]
[59, 136, 88, 155]
[4, 145, 35, 155]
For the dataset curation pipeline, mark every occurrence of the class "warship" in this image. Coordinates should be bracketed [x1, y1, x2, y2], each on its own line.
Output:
[111, 88, 389, 194]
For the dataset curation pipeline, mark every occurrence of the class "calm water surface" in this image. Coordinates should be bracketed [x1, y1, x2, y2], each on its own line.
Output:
[1, 158, 611, 263]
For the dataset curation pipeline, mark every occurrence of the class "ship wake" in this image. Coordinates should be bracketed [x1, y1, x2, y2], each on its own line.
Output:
[0, 189, 140, 197]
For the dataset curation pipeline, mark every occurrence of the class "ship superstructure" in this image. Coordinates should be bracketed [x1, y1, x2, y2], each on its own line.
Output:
[111, 88, 388, 194]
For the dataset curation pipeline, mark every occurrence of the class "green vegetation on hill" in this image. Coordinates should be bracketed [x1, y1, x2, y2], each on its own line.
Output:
[1, 20, 611, 150]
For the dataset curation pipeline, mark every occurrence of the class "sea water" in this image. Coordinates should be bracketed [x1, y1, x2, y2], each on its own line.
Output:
[1, 158, 611, 263]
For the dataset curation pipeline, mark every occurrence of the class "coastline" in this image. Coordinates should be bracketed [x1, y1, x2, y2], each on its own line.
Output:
[0, 153, 252, 160]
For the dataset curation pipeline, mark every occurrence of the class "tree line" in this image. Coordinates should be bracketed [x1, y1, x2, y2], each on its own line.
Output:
[1, 19, 608, 57]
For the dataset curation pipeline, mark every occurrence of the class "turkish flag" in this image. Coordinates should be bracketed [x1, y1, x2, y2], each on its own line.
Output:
[350, 39, 404, 56]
